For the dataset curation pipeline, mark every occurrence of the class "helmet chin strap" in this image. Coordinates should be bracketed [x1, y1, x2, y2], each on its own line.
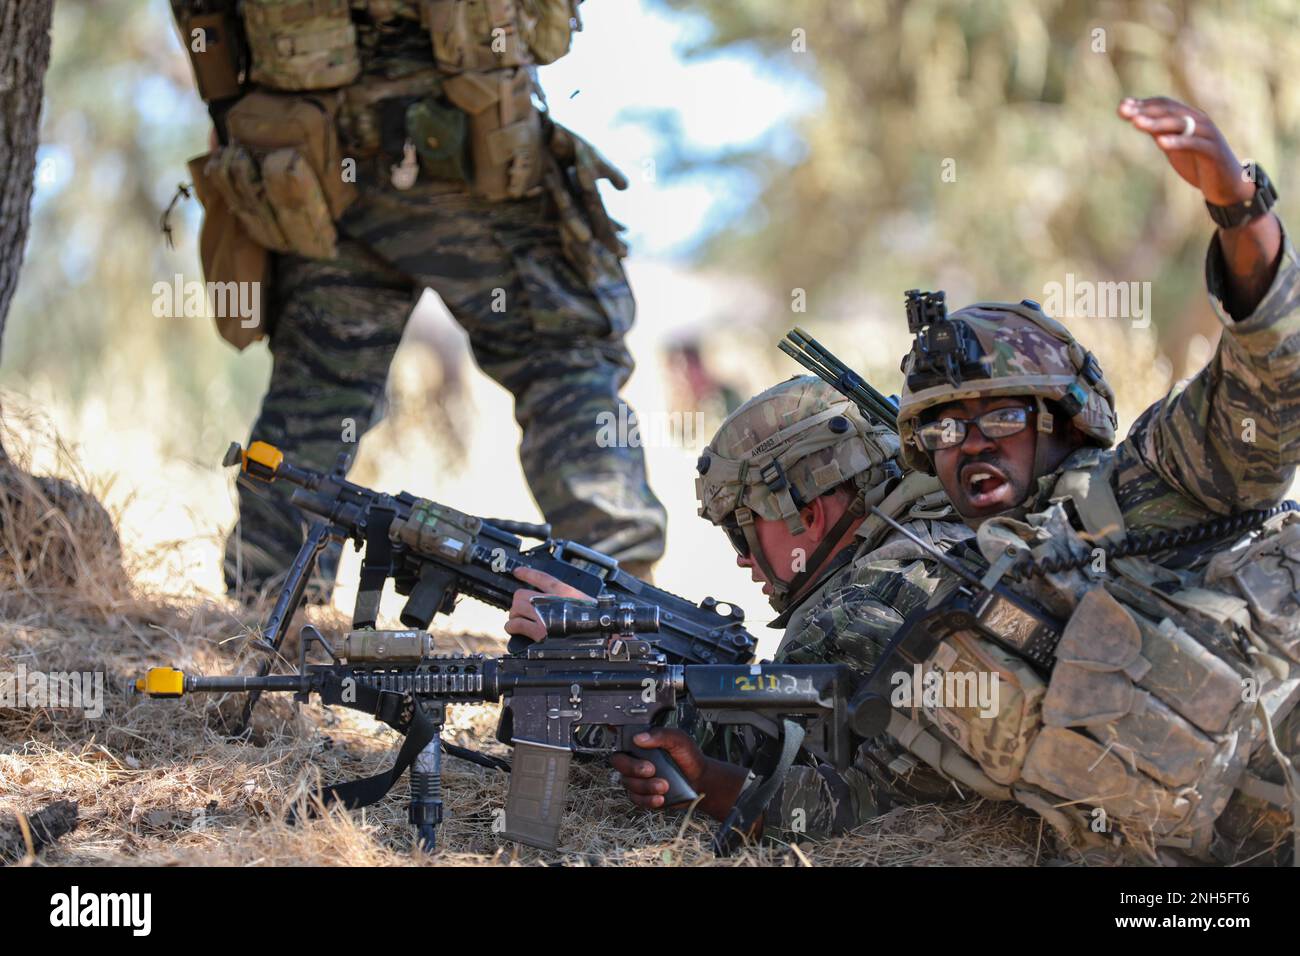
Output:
[736, 497, 867, 612]
[1030, 395, 1055, 488]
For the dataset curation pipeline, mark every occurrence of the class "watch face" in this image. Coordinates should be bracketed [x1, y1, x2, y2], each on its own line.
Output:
[1250, 164, 1274, 198]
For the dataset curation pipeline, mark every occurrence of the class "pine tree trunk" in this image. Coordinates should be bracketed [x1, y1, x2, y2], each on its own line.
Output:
[0, 0, 56, 461]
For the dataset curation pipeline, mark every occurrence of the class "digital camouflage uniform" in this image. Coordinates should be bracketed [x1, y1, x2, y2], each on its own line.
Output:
[693, 376, 980, 839]
[773, 226, 1300, 863]
[170, 2, 666, 597]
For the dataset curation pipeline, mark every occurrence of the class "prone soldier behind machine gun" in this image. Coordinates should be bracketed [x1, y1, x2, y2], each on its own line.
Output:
[510, 95, 1300, 865]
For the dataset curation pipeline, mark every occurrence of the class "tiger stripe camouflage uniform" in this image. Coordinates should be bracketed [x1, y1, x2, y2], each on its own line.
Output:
[1020, 228, 1300, 861]
[206, 5, 667, 597]
[763, 517, 978, 839]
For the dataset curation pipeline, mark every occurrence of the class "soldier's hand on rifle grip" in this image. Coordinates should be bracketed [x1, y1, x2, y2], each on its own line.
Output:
[612, 729, 749, 821]
[504, 566, 591, 644]
[612, 729, 705, 809]
[626, 733, 698, 805]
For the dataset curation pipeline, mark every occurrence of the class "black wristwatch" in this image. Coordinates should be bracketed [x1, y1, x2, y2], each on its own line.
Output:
[1205, 162, 1278, 229]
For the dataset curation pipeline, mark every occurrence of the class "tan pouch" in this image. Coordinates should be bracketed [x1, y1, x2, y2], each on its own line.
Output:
[1021, 587, 1254, 847]
[422, 0, 533, 73]
[172, 9, 245, 102]
[1021, 726, 1195, 836]
[243, 0, 360, 91]
[212, 91, 356, 259]
[1038, 588, 1219, 788]
[518, 0, 576, 64]
[225, 90, 355, 219]
[186, 153, 269, 351]
[920, 631, 1046, 785]
[443, 68, 542, 201]
[260, 149, 339, 259]
[207, 146, 290, 252]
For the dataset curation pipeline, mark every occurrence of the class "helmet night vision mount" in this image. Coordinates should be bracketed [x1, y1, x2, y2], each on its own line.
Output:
[904, 289, 988, 391]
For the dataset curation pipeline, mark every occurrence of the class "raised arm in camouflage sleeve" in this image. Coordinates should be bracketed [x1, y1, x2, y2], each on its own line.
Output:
[1124, 223, 1300, 516]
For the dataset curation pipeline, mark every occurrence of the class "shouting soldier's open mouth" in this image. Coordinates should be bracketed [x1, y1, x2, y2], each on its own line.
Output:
[959, 461, 1015, 510]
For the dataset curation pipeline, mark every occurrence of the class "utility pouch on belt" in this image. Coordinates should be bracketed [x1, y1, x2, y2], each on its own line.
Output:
[406, 97, 472, 183]
[443, 68, 543, 201]
[242, 0, 360, 91]
[207, 91, 356, 259]
[170, 2, 246, 102]
[186, 152, 268, 350]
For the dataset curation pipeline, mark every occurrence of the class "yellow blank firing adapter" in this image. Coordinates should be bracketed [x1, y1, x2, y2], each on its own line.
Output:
[136, 667, 186, 698]
[223, 440, 283, 481]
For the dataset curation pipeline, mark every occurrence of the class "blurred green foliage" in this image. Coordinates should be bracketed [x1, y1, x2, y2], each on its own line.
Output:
[657, 0, 1300, 371]
[5, 0, 1299, 462]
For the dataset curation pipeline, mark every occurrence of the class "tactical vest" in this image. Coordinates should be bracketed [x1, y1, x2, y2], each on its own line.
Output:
[893, 453, 1300, 864]
[172, 0, 618, 348]
[174, 0, 579, 200]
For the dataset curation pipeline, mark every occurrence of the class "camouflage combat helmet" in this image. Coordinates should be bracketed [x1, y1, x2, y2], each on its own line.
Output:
[696, 376, 901, 610]
[895, 293, 1118, 474]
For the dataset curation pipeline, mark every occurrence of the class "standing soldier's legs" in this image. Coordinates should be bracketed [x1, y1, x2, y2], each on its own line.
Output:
[351, 189, 668, 573]
[224, 242, 414, 600]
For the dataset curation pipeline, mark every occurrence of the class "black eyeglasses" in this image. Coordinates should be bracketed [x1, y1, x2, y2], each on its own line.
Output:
[915, 405, 1034, 451]
[720, 514, 751, 558]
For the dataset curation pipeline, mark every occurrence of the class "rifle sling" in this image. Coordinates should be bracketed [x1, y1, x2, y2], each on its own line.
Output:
[712, 717, 805, 856]
[320, 713, 436, 811]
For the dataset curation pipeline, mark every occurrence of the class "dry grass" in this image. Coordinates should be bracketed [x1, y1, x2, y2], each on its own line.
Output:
[0, 426, 1052, 868]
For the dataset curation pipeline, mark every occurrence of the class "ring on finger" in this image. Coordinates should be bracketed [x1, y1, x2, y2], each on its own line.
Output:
[1182, 114, 1196, 137]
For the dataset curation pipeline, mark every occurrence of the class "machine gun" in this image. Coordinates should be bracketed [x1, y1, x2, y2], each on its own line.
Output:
[136, 595, 868, 854]
[222, 441, 759, 724]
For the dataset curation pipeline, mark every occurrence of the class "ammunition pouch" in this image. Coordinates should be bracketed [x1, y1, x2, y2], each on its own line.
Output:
[243, 0, 360, 92]
[443, 68, 544, 201]
[1019, 587, 1256, 858]
[206, 91, 356, 260]
[186, 152, 270, 350]
[920, 631, 1046, 786]
[421, 0, 576, 72]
